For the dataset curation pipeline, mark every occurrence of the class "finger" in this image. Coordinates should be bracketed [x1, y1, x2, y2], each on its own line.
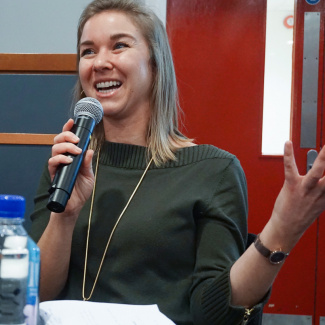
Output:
[53, 131, 79, 145]
[283, 141, 299, 183]
[48, 154, 73, 180]
[62, 119, 75, 132]
[52, 142, 82, 157]
[53, 119, 78, 144]
[304, 146, 325, 189]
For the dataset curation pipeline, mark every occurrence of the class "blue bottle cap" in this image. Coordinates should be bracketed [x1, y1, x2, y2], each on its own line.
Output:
[0, 195, 25, 219]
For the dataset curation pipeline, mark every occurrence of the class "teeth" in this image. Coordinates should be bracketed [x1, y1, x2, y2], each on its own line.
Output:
[96, 81, 121, 89]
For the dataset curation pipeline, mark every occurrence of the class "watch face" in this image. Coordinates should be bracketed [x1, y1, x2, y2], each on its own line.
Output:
[270, 251, 286, 264]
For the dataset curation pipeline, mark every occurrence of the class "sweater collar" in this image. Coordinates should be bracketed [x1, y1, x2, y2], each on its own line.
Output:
[98, 141, 228, 169]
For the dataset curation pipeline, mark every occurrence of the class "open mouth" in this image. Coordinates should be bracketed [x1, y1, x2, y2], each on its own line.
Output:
[96, 81, 122, 93]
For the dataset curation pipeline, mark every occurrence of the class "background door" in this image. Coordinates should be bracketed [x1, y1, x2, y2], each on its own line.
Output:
[293, 1, 325, 324]
[167, 0, 324, 323]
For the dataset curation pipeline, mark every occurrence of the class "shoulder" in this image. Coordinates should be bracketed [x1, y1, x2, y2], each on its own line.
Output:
[177, 144, 246, 182]
[175, 144, 238, 164]
[156, 144, 244, 182]
[173, 140, 235, 160]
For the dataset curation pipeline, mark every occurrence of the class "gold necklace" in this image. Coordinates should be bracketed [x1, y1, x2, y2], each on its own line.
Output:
[82, 149, 153, 301]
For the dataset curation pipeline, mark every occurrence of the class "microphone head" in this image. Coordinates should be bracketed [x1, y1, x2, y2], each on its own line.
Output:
[74, 97, 103, 125]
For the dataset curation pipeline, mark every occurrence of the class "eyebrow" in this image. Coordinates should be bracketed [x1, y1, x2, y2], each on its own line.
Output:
[110, 33, 136, 42]
[80, 33, 136, 47]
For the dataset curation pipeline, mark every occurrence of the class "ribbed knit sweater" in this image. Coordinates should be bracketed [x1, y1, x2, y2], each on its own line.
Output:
[29, 142, 265, 325]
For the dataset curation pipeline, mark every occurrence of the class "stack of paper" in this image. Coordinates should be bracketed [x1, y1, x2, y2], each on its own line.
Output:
[39, 300, 176, 325]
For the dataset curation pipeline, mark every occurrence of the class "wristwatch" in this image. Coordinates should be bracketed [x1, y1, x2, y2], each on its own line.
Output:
[254, 234, 289, 265]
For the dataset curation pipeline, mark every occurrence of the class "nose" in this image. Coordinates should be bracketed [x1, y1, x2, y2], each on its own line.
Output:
[93, 50, 114, 72]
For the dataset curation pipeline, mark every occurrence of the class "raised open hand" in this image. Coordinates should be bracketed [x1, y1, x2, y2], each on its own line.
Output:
[268, 141, 325, 250]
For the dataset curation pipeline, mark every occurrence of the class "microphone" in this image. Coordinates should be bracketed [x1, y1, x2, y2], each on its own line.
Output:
[47, 97, 103, 213]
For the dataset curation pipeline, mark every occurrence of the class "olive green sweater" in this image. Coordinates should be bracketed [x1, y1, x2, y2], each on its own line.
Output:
[29, 142, 265, 325]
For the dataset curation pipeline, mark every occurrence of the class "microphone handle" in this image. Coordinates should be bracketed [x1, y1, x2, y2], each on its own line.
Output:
[47, 116, 96, 213]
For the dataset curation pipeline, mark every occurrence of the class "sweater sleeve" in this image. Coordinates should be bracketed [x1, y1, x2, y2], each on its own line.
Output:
[190, 157, 268, 325]
[28, 160, 52, 243]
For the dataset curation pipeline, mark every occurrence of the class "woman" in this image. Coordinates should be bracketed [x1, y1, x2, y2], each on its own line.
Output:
[29, 0, 325, 324]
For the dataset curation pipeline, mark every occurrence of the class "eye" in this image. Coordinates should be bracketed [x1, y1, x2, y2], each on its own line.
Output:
[113, 42, 129, 50]
[80, 48, 95, 57]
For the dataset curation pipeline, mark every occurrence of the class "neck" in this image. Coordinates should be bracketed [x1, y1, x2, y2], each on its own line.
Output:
[102, 115, 149, 147]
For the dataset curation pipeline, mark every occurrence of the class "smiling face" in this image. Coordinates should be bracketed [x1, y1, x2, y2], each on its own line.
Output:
[79, 11, 153, 125]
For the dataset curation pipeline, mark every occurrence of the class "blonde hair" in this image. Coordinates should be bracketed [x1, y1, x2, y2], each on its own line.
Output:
[74, 0, 191, 165]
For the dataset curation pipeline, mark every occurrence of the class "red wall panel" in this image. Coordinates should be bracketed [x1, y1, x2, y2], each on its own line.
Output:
[167, 0, 319, 320]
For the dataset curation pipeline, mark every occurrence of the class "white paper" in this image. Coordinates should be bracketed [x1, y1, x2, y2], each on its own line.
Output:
[39, 300, 175, 325]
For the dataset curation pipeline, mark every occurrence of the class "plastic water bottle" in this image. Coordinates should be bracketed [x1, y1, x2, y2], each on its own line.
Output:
[24, 238, 40, 325]
[0, 195, 29, 325]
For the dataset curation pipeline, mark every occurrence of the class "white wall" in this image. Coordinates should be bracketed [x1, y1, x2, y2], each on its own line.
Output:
[0, 0, 166, 54]
[144, 0, 166, 27]
[262, 0, 294, 155]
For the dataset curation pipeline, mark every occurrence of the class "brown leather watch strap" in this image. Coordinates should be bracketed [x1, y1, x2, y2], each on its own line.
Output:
[254, 234, 271, 257]
[254, 234, 289, 264]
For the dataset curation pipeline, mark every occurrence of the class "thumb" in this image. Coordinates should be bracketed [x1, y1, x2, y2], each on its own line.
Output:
[82, 149, 95, 176]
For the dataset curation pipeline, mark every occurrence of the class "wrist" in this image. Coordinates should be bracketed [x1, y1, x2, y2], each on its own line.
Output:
[261, 217, 301, 254]
[254, 233, 289, 264]
[49, 210, 79, 229]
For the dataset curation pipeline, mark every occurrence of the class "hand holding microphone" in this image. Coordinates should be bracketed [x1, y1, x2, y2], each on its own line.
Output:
[47, 97, 103, 213]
